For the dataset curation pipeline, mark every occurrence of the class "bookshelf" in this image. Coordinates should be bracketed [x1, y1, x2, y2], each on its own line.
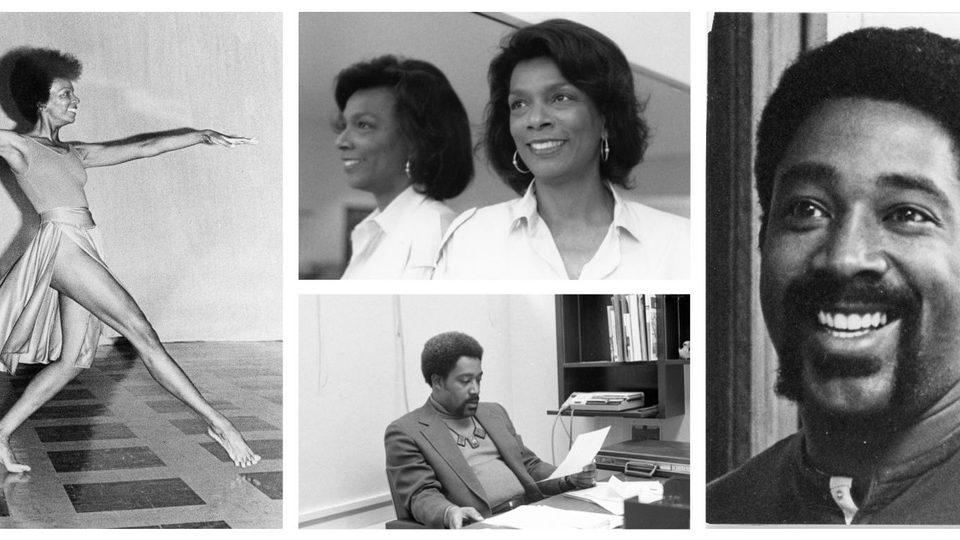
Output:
[553, 295, 689, 423]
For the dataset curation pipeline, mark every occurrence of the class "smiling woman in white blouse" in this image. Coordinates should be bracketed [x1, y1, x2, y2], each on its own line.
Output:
[434, 19, 689, 280]
[333, 55, 473, 279]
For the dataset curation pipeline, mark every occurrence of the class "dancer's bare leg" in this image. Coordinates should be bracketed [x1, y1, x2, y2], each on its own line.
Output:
[0, 295, 88, 473]
[50, 241, 261, 467]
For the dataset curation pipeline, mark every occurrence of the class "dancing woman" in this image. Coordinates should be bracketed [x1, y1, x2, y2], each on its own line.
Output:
[0, 48, 260, 472]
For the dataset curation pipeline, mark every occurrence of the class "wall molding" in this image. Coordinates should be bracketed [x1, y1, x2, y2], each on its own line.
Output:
[299, 493, 393, 527]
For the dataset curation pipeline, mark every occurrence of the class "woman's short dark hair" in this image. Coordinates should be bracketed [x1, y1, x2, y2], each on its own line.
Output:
[334, 55, 473, 201]
[756, 27, 960, 242]
[10, 48, 82, 125]
[484, 18, 648, 194]
[421, 331, 483, 386]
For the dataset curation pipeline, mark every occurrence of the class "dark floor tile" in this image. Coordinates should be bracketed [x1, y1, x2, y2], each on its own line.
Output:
[240, 471, 282, 500]
[7, 374, 80, 389]
[123, 520, 231, 529]
[199, 439, 282, 462]
[31, 403, 112, 420]
[35, 423, 137, 443]
[238, 381, 281, 391]
[48, 446, 165, 473]
[163, 520, 231, 529]
[63, 478, 205, 513]
[92, 358, 138, 372]
[145, 399, 235, 414]
[122, 384, 171, 397]
[49, 388, 97, 401]
[168, 416, 278, 435]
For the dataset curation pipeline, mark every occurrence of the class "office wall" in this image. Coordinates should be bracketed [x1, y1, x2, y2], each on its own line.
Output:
[298, 12, 690, 278]
[299, 294, 690, 526]
[0, 13, 282, 341]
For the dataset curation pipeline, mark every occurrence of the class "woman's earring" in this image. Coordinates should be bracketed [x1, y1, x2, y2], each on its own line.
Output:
[512, 150, 530, 174]
[601, 136, 610, 163]
[405, 160, 413, 180]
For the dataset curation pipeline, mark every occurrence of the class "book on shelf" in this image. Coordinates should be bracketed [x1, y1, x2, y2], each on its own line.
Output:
[600, 294, 677, 363]
[644, 295, 659, 361]
[606, 305, 619, 362]
[629, 294, 647, 362]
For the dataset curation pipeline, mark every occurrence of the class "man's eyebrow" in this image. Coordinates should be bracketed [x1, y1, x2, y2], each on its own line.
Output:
[778, 164, 952, 205]
[776, 162, 840, 186]
[878, 173, 950, 207]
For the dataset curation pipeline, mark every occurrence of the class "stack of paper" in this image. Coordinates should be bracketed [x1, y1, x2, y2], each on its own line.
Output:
[482, 505, 624, 529]
[563, 477, 664, 515]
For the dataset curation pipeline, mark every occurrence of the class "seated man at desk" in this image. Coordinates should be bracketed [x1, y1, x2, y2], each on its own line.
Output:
[385, 331, 596, 528]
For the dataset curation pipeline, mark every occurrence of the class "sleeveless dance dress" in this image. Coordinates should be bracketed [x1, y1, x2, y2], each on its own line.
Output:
[0, 137, 115, 374]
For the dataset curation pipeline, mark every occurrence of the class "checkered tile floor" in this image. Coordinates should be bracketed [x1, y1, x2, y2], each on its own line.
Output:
[0, 341, 281, 528]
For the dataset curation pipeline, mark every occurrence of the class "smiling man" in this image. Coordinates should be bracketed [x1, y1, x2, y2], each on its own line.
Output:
[707, 27, 960, 524]
[384, 331, 595, 528]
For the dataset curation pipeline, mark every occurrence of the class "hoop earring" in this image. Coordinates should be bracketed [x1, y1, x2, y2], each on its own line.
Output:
[600, 136, 610, 163]
[512, 150, 530, 174]
[404, 160, 412, 180]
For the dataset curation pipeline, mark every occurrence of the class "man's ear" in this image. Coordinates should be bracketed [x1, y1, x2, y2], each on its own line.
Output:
[430, 374, 442, 389]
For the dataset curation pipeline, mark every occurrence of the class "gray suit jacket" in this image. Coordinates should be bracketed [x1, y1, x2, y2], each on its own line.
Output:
[385, 400, 556, 528]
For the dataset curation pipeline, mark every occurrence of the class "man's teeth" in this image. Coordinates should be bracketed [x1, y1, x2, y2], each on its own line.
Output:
[529, 140, 563, 151]
[817, 311, 888, 332]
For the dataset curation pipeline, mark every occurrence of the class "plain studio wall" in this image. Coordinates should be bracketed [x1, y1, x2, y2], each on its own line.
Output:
[299, 295, 690, 526]
[0, 13, 282, 342]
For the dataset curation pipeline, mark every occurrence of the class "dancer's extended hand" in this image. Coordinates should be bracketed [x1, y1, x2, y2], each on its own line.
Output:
[201, 130, 258, 147]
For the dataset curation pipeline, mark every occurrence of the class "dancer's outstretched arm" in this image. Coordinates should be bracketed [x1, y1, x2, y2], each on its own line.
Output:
[71, 128, 256, 168]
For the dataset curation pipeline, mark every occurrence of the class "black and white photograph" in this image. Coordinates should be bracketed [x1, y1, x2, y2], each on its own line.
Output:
[299, 294, 690, 528]
[0, 12, 282, 528]
[298, 12, 691, 280]
[707, 12, 960, 525]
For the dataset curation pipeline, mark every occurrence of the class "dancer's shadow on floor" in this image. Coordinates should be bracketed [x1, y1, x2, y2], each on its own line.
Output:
[0, 338, 140, 418]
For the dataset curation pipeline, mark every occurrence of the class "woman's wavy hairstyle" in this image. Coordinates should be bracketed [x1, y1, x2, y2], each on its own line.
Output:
[335, 55, 473, 201]
[10, 48, 82, 125]
[484, 18, 648, 194]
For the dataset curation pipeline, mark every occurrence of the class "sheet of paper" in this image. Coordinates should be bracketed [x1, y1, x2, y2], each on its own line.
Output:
[482, 505, 623, 529]
[563, 478, 664, 515]
[544, 426, 611, 480]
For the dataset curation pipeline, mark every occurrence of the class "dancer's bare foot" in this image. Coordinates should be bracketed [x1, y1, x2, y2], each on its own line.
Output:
[0, 437, 31, 473]
[207, 425, 261, 468]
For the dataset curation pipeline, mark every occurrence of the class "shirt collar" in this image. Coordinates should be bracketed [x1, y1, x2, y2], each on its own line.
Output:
[509, 180, 642, 240]
[364, 185, 429, 233]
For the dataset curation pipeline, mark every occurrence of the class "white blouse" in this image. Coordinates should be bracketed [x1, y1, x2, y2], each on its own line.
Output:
[434, 182, 689, 280]
[341, 186, 455, 280]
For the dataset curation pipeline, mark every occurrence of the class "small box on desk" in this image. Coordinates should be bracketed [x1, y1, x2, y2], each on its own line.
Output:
[624, 477, 689, 529]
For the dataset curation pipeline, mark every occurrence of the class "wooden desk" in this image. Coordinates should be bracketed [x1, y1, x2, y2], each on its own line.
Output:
[465, 473, 673, 529]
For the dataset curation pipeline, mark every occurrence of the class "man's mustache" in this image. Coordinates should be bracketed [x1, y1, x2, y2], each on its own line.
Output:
[783, 270, 916, 313]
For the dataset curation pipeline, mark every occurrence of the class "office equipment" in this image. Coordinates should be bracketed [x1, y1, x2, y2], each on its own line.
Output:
[596, 440, 690, 478]
[623, 477, 689, 529]
[567, 391, 645, 412]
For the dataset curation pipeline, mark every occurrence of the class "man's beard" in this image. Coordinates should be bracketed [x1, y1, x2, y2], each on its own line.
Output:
[453, 397, 480, 417]
[772, 270, 926, 425]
